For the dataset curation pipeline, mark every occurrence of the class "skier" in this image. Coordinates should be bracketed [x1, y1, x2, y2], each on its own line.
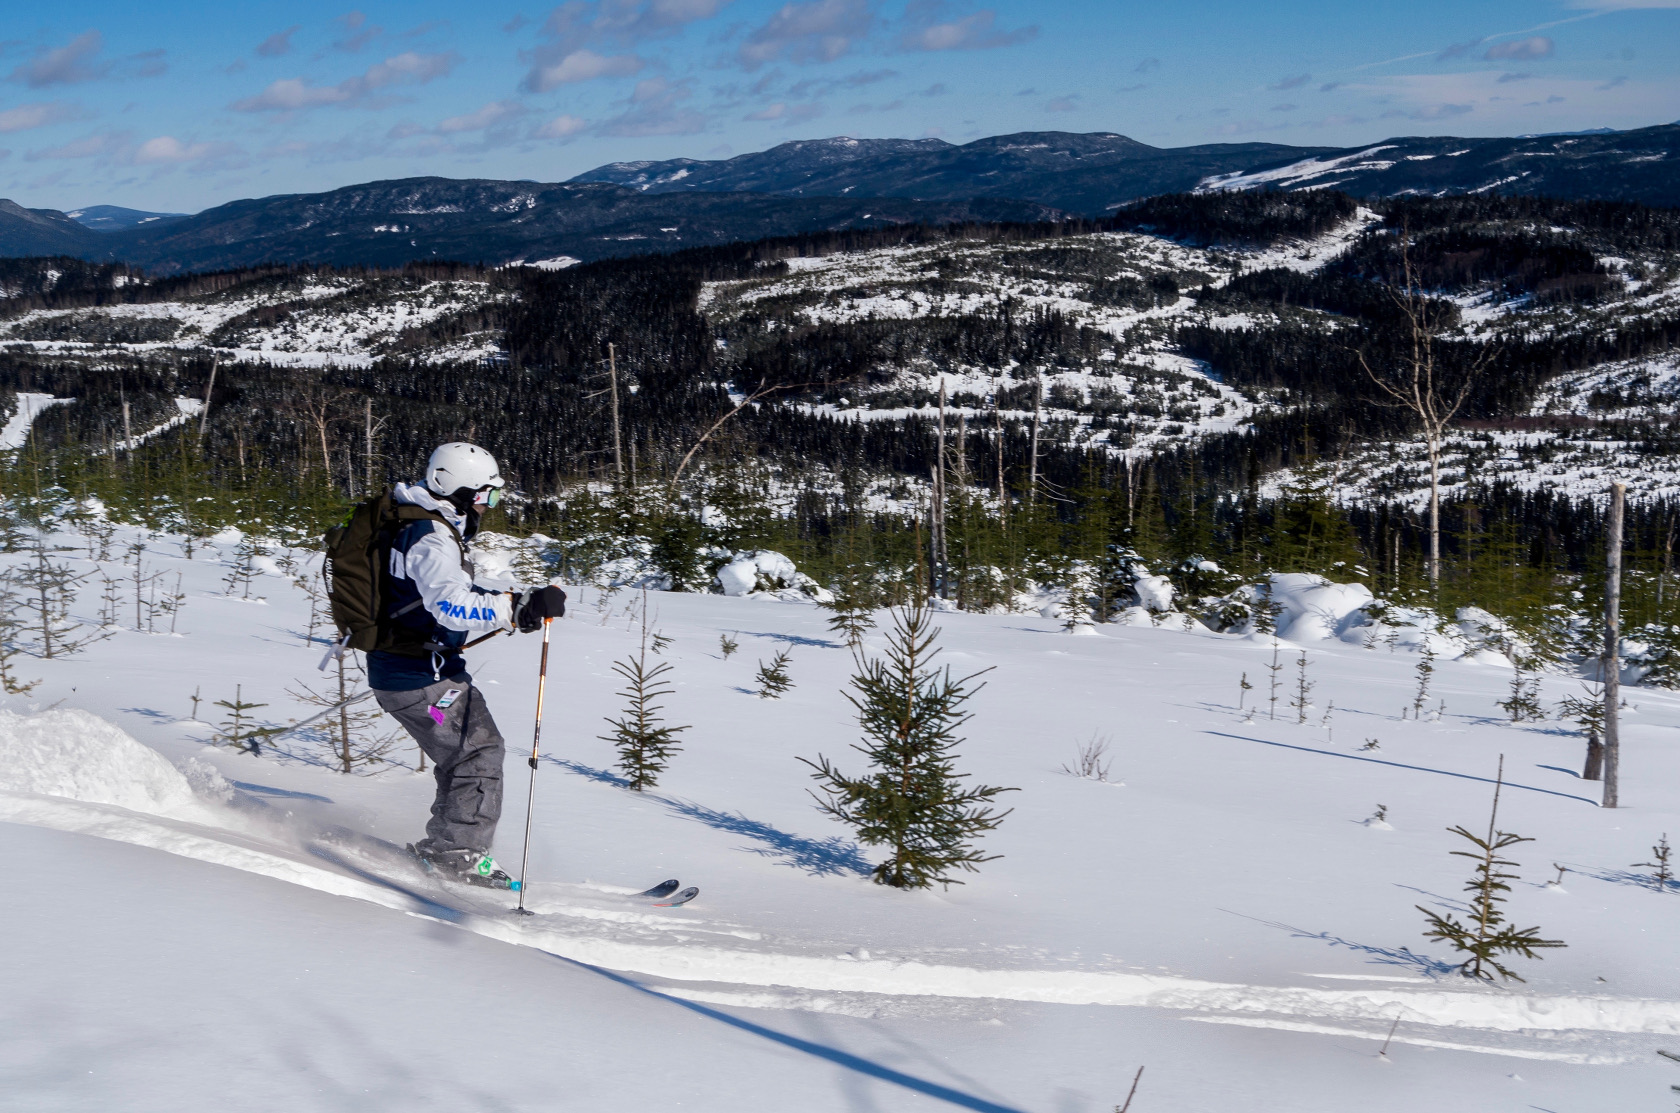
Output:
[370, 442, 566, 888]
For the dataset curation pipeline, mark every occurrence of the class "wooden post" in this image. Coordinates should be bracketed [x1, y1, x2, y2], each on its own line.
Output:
[608, 342, 624, 485]
[1603, 481, 1625, 809]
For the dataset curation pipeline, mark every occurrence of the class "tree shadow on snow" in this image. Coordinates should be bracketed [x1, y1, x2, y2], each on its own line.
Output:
[550, 759, 871, 877]
[1203, 731, 1602, 806]
[740, 630, 842, 650]
[543, 953, 1029, 1113]
[1566, 864, 1679, 894]
[1228, 911, 1460, 977]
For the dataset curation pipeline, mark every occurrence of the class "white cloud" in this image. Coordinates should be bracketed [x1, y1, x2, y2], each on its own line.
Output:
[231, 50, 458, 112]
[1567, 0, 1680, 8]
[534, 114, 588, 138]
[132, 136, 215, 164]
[436, 101, 525, 133]
[899, 9, 1036, 52]
[0, 102, 79, 133]
[598, 77, 708, 135]
[9, 30, 108, 87]
[524, 49, 644, 90]
[1485, 36, 1554, 61]
[25, 132, 123, 161]
[738, 0, 873, 69]
[256, 26, 301, 58]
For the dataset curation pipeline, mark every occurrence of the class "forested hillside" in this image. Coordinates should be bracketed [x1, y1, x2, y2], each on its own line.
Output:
[4, 189, 1680, 664]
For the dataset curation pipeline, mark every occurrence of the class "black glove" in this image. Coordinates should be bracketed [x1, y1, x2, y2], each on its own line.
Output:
[514, 586, 567, 632]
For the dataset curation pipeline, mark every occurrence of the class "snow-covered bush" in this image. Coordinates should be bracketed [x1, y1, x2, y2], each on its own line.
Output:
[715, 549, 831, 601]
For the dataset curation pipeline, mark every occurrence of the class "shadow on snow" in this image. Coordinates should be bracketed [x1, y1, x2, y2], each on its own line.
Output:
[550, 758, 871, 877]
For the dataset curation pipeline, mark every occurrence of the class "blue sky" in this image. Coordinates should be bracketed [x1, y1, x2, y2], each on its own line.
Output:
[2, 1, 1677, 213]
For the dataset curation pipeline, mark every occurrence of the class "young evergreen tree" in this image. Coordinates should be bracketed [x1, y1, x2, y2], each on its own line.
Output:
[1057, 565, 1097, 632]
[1417, 757, 1565, 982]
[215, 685, 270, 754]
[1634, 834, 1674, 892]
[0, 571, 40, 694]
[1266, 639, 1285, 720]
[600, 604, 689, 790]
[1292, 650, 1315, 724]
[755, 648, 794, 698]
[719, 631, 739, 659]
[819, 572, 877, 649]
[1496, 662, 1544, 722]
[1412, 643, 1437, 715]
[801, 598, 1015, 889]
[13, 534, 94, 659]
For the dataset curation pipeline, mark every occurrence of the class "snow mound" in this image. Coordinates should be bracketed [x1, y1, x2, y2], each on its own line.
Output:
[1268, 573, 1374, 643]
[716, 550, 831, 601]
[0, 709, 210, 817]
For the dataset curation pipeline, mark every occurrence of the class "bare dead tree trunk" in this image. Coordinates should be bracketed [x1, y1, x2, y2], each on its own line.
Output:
[197, 356, 217, 448]
[1028, 374, 1041, 505]
[1428, 433, 1442, 587]
[1356, 229, 1490, 592]
[1603, 481, 1625, 808]
[609, 342, 624, 486]
[992, 384, 1006, 531]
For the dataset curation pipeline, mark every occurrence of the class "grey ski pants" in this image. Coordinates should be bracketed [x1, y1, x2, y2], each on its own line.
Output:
[376, 679, 506, 856]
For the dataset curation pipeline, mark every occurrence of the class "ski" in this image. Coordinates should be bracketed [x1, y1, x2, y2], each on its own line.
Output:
[652, 886, 699, 908]
[634, 879, 682, 900]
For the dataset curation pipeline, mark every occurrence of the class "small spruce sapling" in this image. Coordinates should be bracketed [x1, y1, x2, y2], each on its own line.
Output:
[1412, 643, 1436, 716]
[1416, 756, 1566, 982]
[1292, 650, 1314, 724]
[1558, 682, 1607, 780]
[0, 572, 41, 694]
[719, 631, 739, 659]
[1635, 834, 1675, 893]
[600, 601, 690, 790]
[1238, 671, 1252, 710]
[1266, 639, 1284, 721]
[820, 576, 877, 649]
[189, 685, 202, 721]
[755, 648, 794, 699]
[1496, 661, 1544, 723]
[14, 534, 95, 659]
[215, 685, 270, 754]
[802, 597, 1015, 889]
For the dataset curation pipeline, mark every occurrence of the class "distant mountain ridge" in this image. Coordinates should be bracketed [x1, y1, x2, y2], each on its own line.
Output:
[3, 124, 1677, 273]
[64, 205, 189, 233]
[0, 178, 1063, 274]
[575, 125, 1680, 213]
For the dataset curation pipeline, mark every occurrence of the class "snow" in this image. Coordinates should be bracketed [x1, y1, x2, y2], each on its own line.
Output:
[0, 709, 218, 819]
[2, 512, 1679, 1110]
[1269, 573, 1375, 643]
[0, 392, 70, 450]
[1196, 148, 1400, 192]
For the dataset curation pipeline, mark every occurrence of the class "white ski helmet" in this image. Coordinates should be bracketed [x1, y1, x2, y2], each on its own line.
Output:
[426, 442, 505, 502]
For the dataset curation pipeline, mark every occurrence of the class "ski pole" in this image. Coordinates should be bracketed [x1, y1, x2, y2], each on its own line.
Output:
[513, 616, 553, 914]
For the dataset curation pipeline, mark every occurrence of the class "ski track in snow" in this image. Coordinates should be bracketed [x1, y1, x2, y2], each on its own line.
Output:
[4, 785, 1677, 1060]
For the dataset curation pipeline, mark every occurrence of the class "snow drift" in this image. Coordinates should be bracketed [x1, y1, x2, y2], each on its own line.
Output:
[0, 709, 222, 819]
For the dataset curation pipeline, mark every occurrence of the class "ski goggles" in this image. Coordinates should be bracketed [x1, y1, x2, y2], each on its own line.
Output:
[474, 485, 502, 509]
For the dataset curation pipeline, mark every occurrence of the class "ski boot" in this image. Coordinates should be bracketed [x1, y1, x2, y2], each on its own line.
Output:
[408, 844, 520, 890]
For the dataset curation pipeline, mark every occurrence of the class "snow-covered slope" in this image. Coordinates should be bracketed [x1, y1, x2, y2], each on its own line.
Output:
[3, 515, 1679, 1110]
